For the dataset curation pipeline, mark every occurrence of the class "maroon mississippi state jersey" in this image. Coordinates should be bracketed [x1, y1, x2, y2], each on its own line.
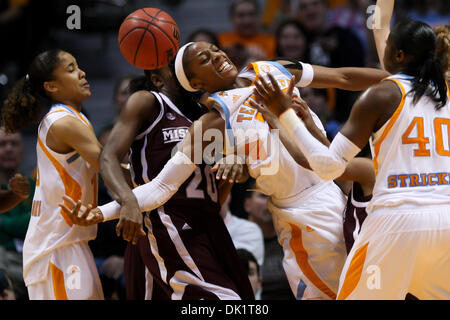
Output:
[343, 182, 372, 254]
[129, 91, 219, 213]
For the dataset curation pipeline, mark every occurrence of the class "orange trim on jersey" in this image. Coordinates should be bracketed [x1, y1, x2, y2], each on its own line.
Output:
[372, 78, 406, 175]
[50, 262, 68, 300]
[337, 242, 369, 300]
[64, 105, 93, 130]
[37, 136, 81, 227]
[289, 223, 337, 300]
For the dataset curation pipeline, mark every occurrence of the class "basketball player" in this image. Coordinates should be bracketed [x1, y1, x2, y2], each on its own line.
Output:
[63, 62, 254, 300]
[62, 42, 388, 299]
[255, 20, 450, 299]
[1, 49, 104, 299]
[248, 85, 375, 255]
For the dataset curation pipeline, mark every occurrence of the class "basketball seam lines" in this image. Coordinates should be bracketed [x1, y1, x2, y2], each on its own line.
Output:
[141, 8, 178, 27]
[125, 17, 177, 51]
[119, 27, 149, 45]
[133, 22, 152, 66]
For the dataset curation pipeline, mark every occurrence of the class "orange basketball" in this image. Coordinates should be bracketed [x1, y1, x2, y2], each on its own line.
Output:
[118, 8, 180, 70]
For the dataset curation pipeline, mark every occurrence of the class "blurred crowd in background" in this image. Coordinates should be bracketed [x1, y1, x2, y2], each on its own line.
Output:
[0, 0, 448, 300]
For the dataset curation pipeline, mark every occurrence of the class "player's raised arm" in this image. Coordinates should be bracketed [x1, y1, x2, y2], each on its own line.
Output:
[373, 0, 395, 70]
[274, 58, 390, 91]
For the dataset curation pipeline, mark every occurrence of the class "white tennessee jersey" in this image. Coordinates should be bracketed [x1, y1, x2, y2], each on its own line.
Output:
[208, 60, 325, 201]
[23, 104, 98, 284]
[368, 74, 450, 213]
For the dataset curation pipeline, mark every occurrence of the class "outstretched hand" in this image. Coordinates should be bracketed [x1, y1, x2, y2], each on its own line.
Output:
[59, 195, 104, 226]
[252, 73, 297, 117]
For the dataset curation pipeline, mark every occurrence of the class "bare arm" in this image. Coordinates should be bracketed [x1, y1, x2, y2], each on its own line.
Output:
[49, 117, 102, 171]
[274, 59, 390, 91]
[373, 0, 395, 70]
[100, 90, 160, 244]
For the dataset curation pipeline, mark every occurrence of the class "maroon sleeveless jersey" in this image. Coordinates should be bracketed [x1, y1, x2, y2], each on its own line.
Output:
[343, 182, 372, 254]
[125, 91, 254, 300]
[129, 91, 219, 213]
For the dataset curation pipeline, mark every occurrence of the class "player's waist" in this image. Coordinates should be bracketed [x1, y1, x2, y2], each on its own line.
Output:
[270, 180, 333, 208]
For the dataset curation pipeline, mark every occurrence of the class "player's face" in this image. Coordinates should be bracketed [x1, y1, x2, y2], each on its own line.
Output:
[187, 42, 238, 93]
[46, 51, 91, 106]
[0, 128, 23, 171]
[278, 24, 307, 60]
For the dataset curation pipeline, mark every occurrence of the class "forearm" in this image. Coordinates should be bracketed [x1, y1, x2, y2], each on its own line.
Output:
[0, 191, 25, 214]
[373, 0, 394, 69]
[100, 151, 135, 204]
[99, 152, 197, 221]
[280, 109, 360, 181]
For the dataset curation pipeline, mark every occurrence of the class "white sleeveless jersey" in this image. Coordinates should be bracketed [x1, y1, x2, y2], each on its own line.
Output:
[208, 61, 325, 201]
[368, 74, 450, 213]
[23, 104, 98, 284]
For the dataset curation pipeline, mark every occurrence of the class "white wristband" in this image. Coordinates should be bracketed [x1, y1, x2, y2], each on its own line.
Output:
[279, 108, 302, 130]
[99, 201, 121, 222]
[297, 62, 314, 87]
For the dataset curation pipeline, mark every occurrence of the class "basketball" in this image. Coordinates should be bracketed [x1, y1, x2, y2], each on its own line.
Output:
[118, 8, 180, 70]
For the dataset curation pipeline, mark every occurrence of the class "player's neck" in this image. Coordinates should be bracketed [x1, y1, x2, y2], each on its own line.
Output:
[55, 99, 82, 112]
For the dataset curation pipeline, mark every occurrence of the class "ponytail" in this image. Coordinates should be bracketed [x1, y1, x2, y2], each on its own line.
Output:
[411, 55, 448, 110]
[1, 49, 62, 133]
[390, 21, 448, 110]
[1, 76, 48, 133]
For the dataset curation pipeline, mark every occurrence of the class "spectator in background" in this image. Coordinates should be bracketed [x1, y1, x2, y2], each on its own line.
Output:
[408, 0, 449, 28]
[218, 0, 276, 70]
[328, 0, 380, 66]
[236, 249, 262, 300]
[295, 0, 365, 126]
[0, 127, 34, 300]
[113, 76, 133, 116]
[244, 188, 295, 300]
[275, 19, 310, 62]
[187, 28, 220, 48]
[220, 193, 264, 268]
[298, 87, 335, 136]
[0, 269, 15, 300]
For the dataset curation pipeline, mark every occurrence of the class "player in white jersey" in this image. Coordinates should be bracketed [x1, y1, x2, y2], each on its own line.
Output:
[255, 20, 450, 299]
[1, 50, 104, 299]
[61, 41, 387, 300]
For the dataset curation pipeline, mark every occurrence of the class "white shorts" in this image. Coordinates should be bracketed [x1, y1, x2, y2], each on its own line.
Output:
[27, 241, 104, 300]
[337, 205, 450, 300]
[268, 181, 347, 300]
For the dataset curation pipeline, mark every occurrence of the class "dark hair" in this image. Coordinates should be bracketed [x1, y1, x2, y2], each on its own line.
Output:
[187, 28, 220, 48]
[229, 0, 259, 17]
[236, 248, 260, 276]
[1, 49, 63, 133]
[275, 19, 310, 62]
[390, 20, 447, 109]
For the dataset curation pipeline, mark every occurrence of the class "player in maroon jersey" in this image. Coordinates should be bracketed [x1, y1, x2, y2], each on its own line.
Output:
[62, 61, 254, 300]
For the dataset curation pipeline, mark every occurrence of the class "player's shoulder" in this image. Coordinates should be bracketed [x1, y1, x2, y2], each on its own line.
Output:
[357, 79, 403, 112]
[121, 90, 161, 122]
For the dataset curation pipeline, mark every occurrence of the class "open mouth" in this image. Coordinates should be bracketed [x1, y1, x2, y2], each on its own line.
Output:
[217, 60, 233, 73]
